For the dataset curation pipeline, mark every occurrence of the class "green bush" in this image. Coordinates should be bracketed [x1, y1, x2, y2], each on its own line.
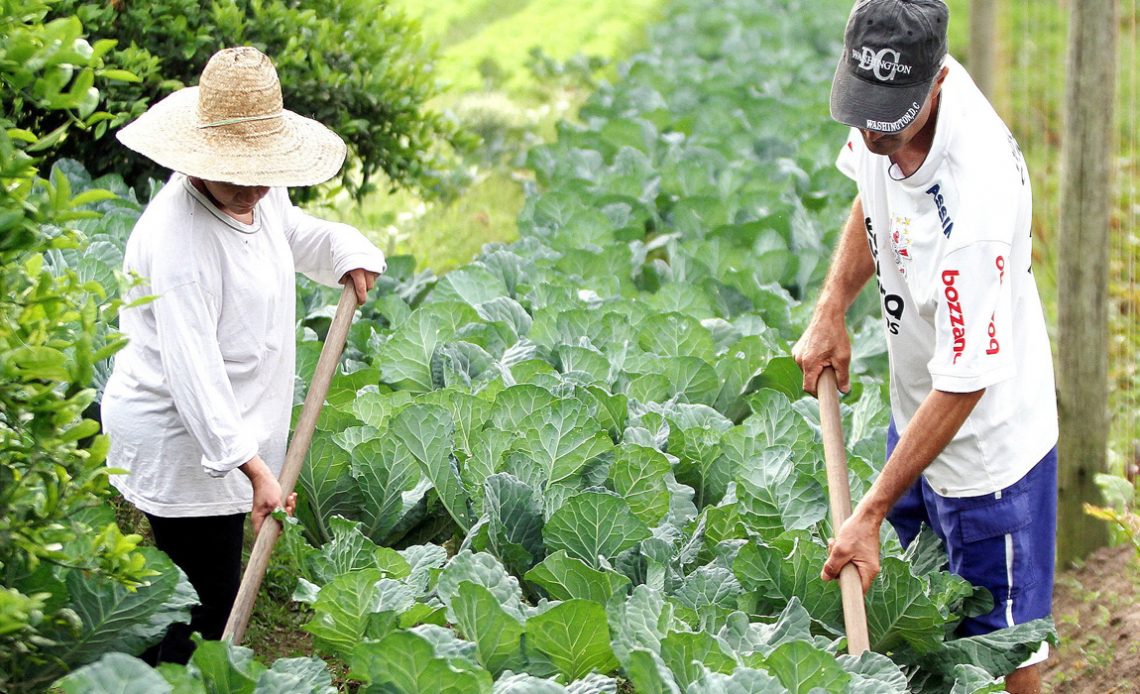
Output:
[1, 5, 188, 690]
[43, 0, 473, 202]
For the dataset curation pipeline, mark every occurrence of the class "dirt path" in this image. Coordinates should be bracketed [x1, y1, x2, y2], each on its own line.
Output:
[1043, 544, 1140, 693]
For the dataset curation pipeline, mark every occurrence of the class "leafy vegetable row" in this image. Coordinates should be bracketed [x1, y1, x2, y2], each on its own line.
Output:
[59, 0, 1053, 691]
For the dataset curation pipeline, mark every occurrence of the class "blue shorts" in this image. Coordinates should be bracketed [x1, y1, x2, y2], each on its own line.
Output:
[885, 420, 1057, 639]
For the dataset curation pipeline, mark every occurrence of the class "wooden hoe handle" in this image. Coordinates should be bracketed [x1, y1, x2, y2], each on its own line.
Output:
[223, 283, 358, 644]
[817, 367, 871, 655]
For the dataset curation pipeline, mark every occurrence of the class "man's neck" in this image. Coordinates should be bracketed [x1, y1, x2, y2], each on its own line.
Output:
[890, 90, 942, 178]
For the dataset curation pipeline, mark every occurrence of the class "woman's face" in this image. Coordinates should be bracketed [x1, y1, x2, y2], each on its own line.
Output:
[200, 180, 270, 216]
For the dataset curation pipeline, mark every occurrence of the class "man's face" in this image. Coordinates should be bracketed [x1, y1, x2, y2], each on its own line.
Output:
[858, 94, 934, 156]
[857, 67, 947, 157]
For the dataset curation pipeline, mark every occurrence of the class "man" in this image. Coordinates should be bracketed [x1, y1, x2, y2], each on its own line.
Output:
[792, 1, 1058, 691]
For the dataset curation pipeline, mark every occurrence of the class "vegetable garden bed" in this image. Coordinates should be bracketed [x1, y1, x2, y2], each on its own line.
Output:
[58, 0, 1054, 691]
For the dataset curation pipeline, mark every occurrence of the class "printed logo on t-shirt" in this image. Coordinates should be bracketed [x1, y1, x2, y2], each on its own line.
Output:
[889, 215, 913, 277]
[866, 216, 906, 335]
[925, 183, 955, 238]
[986, 256, 1006, 356]
[942, 269, 966, 363]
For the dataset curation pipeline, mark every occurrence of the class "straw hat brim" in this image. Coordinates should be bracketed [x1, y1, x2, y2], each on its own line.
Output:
[116, 87, 347, 187]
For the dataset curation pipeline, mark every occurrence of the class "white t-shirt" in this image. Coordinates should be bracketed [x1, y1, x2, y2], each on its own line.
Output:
[103, 174, 386, 516]
[837, 56, 1058, 497]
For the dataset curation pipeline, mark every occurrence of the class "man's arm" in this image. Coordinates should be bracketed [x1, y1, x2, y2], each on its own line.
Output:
[793, 196, 876, 395]
[821, 387, 985, 592]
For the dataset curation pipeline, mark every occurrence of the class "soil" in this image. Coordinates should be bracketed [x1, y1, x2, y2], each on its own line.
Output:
[1043, 544, 1140, 693]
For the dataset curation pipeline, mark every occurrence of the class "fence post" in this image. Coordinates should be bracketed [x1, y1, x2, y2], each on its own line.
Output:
[968, 0, 997, 99]
[1056, 0, 1117, 566]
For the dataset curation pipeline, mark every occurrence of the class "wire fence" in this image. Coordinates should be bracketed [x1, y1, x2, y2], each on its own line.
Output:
[974, 0, 1138, 483]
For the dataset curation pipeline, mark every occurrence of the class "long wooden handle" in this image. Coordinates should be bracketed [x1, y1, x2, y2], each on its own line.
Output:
[817, 367, 871, 655]
[223, 283, 358, 644]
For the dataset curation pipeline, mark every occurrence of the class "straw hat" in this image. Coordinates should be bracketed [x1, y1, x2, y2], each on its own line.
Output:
[116, 46, 346, 187]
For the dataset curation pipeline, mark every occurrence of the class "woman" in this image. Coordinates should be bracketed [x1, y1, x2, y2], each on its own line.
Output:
[103, 46, 387, 664]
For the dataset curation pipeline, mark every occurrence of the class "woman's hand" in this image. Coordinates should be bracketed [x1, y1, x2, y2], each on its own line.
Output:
[238, 455, 296, 534]
[342, 268, 380, 305]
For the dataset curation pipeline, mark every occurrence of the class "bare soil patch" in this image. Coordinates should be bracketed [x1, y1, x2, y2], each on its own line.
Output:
[1044, 544, 1140, 693]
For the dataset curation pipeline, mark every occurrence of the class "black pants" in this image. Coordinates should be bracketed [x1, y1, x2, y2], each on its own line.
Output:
[141, 512, 246, 665]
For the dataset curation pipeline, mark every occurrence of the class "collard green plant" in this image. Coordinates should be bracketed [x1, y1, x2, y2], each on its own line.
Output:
[44, 0, 474, 202]
[252, 1, 1056, 691]
[34, 0, 1057, 690]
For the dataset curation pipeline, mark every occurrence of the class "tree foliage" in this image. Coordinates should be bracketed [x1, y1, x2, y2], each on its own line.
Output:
[1, 4, 181, 690]
[39, 0, 471, 202]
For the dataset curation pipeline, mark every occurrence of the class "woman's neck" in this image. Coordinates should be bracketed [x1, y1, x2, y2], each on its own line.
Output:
[188, 177, 255, 224]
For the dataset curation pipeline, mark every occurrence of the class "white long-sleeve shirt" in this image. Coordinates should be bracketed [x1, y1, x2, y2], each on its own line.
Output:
[103, 174, 386, 516]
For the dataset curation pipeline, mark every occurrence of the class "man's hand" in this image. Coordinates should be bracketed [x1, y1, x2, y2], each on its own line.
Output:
[239, 455, 297, 535]
[821, 507, 882, 593]
[342, 268, 379, 305]
[793, 308, 852, 396]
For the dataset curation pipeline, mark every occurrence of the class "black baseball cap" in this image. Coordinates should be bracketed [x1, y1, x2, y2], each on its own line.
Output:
[830, 0, 949, 133]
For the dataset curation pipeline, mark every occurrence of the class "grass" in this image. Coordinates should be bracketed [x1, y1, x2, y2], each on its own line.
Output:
[399, 0, 663, 96]
[945, 1, 1140, 476]
[324, 0, 666, 274]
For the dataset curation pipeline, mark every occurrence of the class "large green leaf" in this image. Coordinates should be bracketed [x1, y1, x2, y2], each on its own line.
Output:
[490, 384, 558, 431]
[751, 356, 803, 402]
[512, 399, 614, 487]
[607, 586, 679, 660]
[837, 651, 910, 694]
[349, 631, 493, 694]
[436, 550, 525, 622]
[428, 266, 510, 306]
[924, 618, 1056, 680]
[187, 638, 264, 694]
[762, 640, 851, 694]
[419, 389, 493, 457]
[298, 431, 361, 543]
[378, 303, 480, 392]
[350, 434, 425, 544]
[669, 425, 730, 508]
[543, 491, 651, 569]
[526, 600, 619, 681]
[735, 447, 827, 539]
[638, 312, 716, 360]
[621, 649, 682, 694]
[349, 389, 414, 430]
[865, 557, 948, 654]
[607, 444, 673, 526]
[303, 569, 401, 656]
[686, 667, 784, 694]
[524, 551, 631, 605]
[256, 657, 337, 694]
[740, 389, 817, 448]
[674, 565, 743, 632]
[450, 582, 525, 675]
[464, 428, 514, 514]
[659, 356, 721, 406]
[492, 673, 569, 693]
[51, 548, 196, 667]
[733, 533, 843, 630]
[391, 404, 474, 531]
[55, 654, 172, 694]
[948, 665, 1005, 694]
[484, 472, 546, 572]
[658, 630, 736, 690]
[718, 598, 814, 658]
[300, 516, 410, 586]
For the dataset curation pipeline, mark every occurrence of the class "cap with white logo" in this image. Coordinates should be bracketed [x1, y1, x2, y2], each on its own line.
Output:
[830, 0, 949, 133]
